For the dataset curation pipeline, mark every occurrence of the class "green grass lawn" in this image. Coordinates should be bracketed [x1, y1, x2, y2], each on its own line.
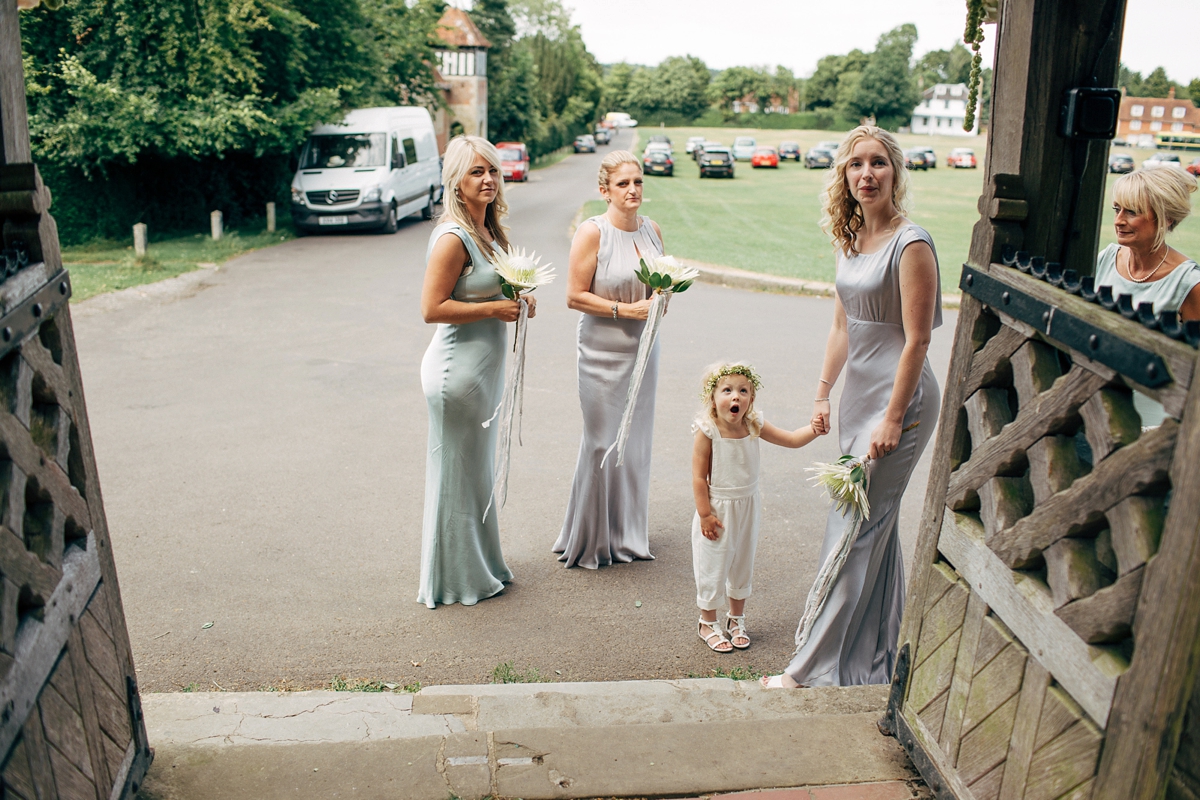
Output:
[62, 227, 295, 302]
[620, 127, 1200, 294]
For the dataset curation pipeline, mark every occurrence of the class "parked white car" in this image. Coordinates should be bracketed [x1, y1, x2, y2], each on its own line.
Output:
[732, 136, 757, 161]
[290, 107, 441, 235]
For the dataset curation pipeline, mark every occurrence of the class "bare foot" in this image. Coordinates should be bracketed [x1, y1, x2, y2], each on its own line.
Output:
[760, 673, 802, 689]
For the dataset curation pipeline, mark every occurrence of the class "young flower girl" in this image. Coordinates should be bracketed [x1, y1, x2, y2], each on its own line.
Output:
[692, 363, 823, 652]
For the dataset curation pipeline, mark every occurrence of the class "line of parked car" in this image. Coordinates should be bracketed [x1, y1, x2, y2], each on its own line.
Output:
[1109, 151, 1200, 176]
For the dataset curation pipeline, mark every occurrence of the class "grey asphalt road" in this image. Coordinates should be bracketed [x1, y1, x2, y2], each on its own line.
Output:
[72, 130, 955, 692]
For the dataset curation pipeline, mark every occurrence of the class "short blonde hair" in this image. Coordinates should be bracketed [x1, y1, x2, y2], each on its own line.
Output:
[439, 135, 510, 253]
[598, 149, 642, 193]
[821, 126, 911, 257]
[1112, 167, 1197, 251]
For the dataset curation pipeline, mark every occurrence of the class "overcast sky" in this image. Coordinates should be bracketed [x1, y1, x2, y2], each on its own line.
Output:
[555, 0, 1198, 84]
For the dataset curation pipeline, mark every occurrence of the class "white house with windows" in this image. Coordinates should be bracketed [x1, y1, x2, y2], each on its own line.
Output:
[910, 83, 979, 136]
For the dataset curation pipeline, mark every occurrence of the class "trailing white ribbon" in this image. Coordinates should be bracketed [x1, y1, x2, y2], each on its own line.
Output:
[602, 291, 669, 469]
[481, 297, 529, 522]
[793, 460, 871, 654]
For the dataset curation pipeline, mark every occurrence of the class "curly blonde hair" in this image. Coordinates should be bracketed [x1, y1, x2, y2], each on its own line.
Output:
[699, 361, 763, 435]
[439, 135, 510, 254]
[821, 126, 911, 257]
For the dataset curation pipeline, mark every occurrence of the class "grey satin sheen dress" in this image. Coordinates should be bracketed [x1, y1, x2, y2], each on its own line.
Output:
[555, 214, 664, 569]
[786, 225, 941, 686]
[418, 223, 513, 608]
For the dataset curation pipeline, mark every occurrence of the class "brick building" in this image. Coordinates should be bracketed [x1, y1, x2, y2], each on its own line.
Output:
[1118, 87, 1199, 145]
[430, 7, 491, 151]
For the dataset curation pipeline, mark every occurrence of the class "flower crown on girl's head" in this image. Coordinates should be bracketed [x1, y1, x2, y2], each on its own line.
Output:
[700, 362, 763, 401]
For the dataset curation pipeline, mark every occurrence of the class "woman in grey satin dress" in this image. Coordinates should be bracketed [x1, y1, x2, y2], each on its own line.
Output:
[764, 126, 941, 687]
[555, 150, 664, 569]
[418, 136, 535, 608]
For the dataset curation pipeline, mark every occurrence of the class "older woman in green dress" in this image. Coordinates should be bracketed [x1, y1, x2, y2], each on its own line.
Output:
[1094, 166, 1197, 427]
[418, 136, 536, 608]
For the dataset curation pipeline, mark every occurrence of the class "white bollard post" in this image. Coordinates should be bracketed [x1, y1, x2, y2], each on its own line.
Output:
[266, 202, 276, 233]
[133, 223, 147, 256]
[210, 210, 223, 241]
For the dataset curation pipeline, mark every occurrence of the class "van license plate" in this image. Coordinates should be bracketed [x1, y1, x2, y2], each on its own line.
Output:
[319, 216, 349, 226]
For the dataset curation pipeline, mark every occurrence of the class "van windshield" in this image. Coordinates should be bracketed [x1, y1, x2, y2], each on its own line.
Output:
[300, 134, 387, 169]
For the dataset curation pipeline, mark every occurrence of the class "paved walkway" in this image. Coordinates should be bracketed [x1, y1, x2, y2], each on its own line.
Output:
[72, 129, 955, 693]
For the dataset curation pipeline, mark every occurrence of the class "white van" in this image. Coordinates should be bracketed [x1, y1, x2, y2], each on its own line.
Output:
[604, 111, 639, 128]
[290, 107, 441, 234]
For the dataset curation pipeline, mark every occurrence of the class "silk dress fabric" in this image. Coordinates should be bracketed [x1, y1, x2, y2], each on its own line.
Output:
[1093, 243, 1200, 427]
[785, 225, 942, 686]
[418, 223, 513, 608]
[691, 412, 763, 610]
[554, 214, 664, 569]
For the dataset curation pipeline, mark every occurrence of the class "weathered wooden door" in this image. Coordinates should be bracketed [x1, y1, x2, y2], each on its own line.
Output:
[882, 2, 1200, 798]
[0, 2, 152, 797]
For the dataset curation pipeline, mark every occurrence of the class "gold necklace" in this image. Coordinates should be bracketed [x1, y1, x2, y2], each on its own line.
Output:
[1125, 245, 1169, 284]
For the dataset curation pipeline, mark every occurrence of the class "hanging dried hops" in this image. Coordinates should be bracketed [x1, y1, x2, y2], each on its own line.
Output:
[963, 0, 986, 132]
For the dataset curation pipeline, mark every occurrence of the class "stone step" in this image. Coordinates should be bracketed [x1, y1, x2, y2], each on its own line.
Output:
[138, 680, 915, 800]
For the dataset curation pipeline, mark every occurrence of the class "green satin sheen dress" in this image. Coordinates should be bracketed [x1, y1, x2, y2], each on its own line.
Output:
[418, 223, 512, 608]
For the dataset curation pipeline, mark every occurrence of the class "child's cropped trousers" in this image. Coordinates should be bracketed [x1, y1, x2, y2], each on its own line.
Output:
[691, 483, 761, 610]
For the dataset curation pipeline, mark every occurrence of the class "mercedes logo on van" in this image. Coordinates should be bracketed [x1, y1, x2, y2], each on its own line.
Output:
[327, 190, 339, 204]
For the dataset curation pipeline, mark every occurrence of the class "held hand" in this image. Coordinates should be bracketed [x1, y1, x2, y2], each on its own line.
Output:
[525, 295, 537, 319]
[811, 401, 831, 436]
[700, 514, 724, 541]
[491, 299, 522, 323]
[624, 298, 653, 320]
[868, 418, 903, 460]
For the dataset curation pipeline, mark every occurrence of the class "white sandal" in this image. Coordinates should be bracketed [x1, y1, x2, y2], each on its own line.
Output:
[698, 618, 732, 653]
[725, 613, 750, 649]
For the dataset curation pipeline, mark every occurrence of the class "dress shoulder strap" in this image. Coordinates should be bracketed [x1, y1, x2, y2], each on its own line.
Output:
[691, 414, 717, 440]
[891, 224, 944, 329]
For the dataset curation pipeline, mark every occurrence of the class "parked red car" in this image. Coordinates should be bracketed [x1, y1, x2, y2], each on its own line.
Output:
[1188, 157, 1200, 177]
[947, 148, 978, 168]
[751, 146, 779, 168]
[496, 142, 529, 182]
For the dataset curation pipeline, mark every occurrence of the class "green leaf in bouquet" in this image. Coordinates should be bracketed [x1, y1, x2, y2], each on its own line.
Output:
[850, 466, 864, 483]
[655, 273, 669, 291]
[501, 283, 515, 300]
[837, 454, 855, 464]
[674, 279, 693, 293]
[639, 257, 650, 273]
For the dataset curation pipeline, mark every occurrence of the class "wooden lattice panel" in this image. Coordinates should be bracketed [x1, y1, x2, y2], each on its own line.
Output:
[0, 273, 150, 798]
[889, 263, 1200, 800]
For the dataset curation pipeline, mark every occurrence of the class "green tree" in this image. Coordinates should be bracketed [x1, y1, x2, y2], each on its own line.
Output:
[914, 42, 972, 89]
[600, 61, 636, 116]
[1142, 66, 1173, 98]
[709, 65, 770, 117]
[1118, 63, 1146, 96]
[850, 23, 920, 129]
[1190, 78, 1200, 106]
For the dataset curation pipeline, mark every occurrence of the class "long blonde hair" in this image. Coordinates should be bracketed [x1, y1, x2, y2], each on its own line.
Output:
[821, 126, 911, 257]
[439, 135, 510, 253]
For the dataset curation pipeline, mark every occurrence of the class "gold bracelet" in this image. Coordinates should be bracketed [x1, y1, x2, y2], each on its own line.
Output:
[819, 378, 833, 386]
[815, 397, 831, 402]
[611, 302, 619, 319]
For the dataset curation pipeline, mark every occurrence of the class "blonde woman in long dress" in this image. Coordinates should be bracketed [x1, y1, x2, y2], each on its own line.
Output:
[418, 136, 536, 608]
[763, 126, 941, 687]
[555, 150, 664, 569]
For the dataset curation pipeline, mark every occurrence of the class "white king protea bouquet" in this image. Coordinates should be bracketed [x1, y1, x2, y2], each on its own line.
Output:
[603, 255, 700, 468]
[793, 420, 920, 653]
[482, 247, 555, 521]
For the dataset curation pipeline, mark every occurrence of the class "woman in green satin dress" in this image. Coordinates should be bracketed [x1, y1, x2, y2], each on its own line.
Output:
[418, 136, 537, 608]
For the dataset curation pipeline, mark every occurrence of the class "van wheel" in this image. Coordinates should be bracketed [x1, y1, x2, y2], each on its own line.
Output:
[422, 190, 435, 220]
[382, 204, 398, 234]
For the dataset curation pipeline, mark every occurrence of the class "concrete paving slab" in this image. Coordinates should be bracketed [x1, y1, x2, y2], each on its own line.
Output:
[138, 681, 915, 800]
